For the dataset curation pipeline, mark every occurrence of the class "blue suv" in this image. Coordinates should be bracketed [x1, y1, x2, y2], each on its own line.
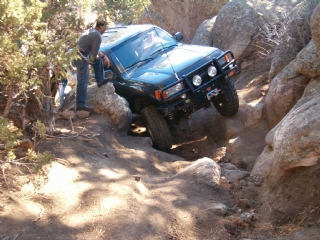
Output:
[100, 24, 239, 151]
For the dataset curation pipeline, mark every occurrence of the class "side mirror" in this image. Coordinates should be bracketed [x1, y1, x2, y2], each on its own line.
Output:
[174, 32, 183, 42]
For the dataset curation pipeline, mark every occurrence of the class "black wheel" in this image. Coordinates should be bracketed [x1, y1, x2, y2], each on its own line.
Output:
[212, 78, 239, 116]
[141, 105, 172, 151]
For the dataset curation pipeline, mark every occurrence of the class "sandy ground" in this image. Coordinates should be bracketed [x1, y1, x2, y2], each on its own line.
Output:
[0, 54, 316, 240]
[0, 104, 275, 240]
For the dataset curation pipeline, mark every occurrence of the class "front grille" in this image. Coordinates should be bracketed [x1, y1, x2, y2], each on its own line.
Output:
[160, 51, 237, 108]
[187, 64, 218, 86]
[183, 62, 221, 94]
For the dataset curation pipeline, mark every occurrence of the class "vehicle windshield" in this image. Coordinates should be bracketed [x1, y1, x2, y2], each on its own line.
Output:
[110, 28, 177, 72]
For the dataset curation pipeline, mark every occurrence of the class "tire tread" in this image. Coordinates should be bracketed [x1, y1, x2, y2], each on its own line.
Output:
[141, 105, 172, 151]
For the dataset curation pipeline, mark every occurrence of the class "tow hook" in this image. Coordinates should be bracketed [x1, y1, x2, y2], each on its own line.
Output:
[206, 88, 221, 100]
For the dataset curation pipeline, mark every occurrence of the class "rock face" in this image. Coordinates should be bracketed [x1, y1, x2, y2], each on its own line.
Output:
[264, 0, 320, 127]
[251, 2, 320, 224]
[268, 0, 319, 80]
[252, 80, 320, 224]
[210, 0, 264, 62]
[265, 39, 320, 128]
[138, 0, 228, 43]
[265, 61, 309, 129]
[295, 40, 320, 78]
[187, 0, 320, 227]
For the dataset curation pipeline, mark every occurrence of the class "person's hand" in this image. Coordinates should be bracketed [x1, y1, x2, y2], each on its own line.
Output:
[98, 51, 104, 58]
[103, 56, 110, 68]
[98, 51, 110, 68]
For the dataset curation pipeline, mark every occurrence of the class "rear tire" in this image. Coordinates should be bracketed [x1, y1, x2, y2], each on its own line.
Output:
[141, 105, 172, 151]
[212, 78, 239, 116]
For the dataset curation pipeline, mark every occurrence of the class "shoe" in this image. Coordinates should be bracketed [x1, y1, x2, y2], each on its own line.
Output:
[76, 105, 94, 112]
[97, 79, 109, 88]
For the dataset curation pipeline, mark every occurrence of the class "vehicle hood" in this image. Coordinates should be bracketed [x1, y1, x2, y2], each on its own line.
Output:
[125, 44, 220, 85]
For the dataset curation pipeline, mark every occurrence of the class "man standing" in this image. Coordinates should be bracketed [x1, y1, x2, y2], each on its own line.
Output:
[75, 19, 110, 112]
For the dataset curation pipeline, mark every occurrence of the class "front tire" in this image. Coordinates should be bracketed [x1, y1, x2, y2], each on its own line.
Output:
[212, 78, 239, 116]
[141, 105, 172, 151]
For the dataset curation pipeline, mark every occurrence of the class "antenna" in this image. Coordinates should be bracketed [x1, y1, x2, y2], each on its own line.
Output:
[143, 5, 180, 81]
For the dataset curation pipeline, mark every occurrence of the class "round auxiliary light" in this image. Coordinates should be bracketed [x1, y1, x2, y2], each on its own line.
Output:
[192, 75, 202, 86]
[208, 66, 217, 77]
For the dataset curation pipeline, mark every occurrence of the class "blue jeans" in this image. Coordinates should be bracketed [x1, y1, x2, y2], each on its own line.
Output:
[75, 56, 104, 107]
[59, 79, 68, 107]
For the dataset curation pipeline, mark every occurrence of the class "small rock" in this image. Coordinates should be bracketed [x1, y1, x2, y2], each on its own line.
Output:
[220, 162, 238, 170]
[223, 169, 250, 183]
[240, 213, 248, 219]
[247, 212, 255, 221]
[76, 110, 90, 119]
[59, 109, 75, 120]
[240, 180, 248, 186]
[133, 175, 141, 182]
[237, 198, 252, 209]
[207, 203, 228, 216]
[219, 176, 228, 184]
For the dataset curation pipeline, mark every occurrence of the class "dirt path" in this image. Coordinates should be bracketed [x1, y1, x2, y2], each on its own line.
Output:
[0, 109, 275, 240]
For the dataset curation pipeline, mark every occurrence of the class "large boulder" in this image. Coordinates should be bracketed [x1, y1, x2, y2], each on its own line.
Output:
[268, 0, 319, 80]
[138, 0, 228, 43]
[264, 40, 320, 128]
[252, 78, 320, 225]
[87, 83, 132, 132]
[191, 16, 216, 46]
[265, 65, 309, 129]
[296, 40, 320, 78]
[211, 0, 264, 62]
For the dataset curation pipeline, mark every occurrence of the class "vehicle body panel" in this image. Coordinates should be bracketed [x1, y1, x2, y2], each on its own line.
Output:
[99, 24, 237, 118]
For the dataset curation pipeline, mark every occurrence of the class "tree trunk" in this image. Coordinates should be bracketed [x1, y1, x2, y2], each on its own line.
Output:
[3, 81, 14, 118]
[41, 65, 54, 112]
[38, 65, 55, 135]
[26, 91, 55, 135]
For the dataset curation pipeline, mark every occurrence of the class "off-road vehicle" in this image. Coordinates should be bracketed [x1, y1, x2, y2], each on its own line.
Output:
[100, 25, 239, 151]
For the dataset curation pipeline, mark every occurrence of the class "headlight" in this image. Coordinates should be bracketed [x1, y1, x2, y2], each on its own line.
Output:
[192, 75, 202, 86]
[165, 82, 184, 97]
[208, 66, 217, 77]
[155, 82, 184, 99]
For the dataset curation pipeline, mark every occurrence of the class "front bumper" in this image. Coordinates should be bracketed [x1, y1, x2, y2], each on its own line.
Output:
[157, 51, 237, 116]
